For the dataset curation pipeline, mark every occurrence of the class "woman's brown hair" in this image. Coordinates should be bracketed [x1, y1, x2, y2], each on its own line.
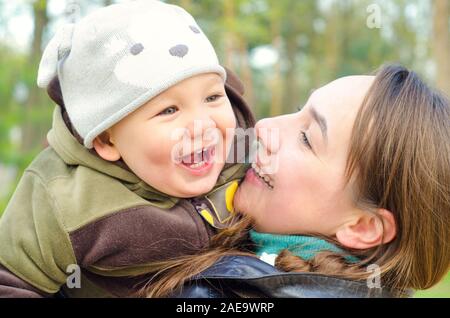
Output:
[344, 64, 450, 291]
[139, 64, 449, 297]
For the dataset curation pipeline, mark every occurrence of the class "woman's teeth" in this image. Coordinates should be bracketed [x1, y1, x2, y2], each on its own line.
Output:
[251, 163, 274, 189]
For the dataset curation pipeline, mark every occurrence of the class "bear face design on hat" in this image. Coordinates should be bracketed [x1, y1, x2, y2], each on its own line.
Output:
[103, 5, 221, 89]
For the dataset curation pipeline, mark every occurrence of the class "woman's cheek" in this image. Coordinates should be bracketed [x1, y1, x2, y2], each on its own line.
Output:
[235, 184, 262, 219]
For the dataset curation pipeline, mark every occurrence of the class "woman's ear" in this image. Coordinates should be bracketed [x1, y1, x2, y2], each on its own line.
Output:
[335, 209, 397, 250]
[92, 131, 121, 162]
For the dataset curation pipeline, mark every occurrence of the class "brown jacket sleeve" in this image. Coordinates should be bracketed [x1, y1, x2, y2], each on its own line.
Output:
[68, 200, 216, 273]
[0, 265, 52, 298]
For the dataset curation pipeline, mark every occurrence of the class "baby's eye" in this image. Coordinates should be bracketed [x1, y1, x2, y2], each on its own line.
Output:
[158, 106, 179, 116]
[206, 94, 223, 103]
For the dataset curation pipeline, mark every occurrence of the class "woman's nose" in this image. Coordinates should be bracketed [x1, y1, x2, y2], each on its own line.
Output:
[255, 117, 281, 155]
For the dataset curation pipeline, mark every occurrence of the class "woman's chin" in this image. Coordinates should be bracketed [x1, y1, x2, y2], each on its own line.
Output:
[233, 181, 261, 218]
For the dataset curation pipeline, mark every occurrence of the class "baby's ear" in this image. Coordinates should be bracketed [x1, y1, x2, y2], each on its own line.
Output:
[335, 209, 397, 250]
[92, 131, 121, 162]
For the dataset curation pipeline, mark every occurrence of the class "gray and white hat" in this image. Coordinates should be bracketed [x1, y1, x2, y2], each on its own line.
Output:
[37, 0, 226, 148]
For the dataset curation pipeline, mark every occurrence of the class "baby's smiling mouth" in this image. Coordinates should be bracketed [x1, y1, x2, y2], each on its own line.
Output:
[251, 163, 274, 189]
[179, 146, 216, 169]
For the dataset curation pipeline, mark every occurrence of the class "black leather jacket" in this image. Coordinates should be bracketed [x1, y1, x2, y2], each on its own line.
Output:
[176, 256, 407, 298]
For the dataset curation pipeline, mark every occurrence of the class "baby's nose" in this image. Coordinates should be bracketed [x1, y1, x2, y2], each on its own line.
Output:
[186, 116, 217, 141]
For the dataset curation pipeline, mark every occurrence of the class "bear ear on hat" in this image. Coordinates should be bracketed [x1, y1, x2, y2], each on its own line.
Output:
[37, 24, 75, 89]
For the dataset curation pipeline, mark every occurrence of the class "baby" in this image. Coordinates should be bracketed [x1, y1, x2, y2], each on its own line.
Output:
[0, 0, 254, 298]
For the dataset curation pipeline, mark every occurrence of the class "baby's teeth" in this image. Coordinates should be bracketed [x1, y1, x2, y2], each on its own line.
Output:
[190, 161, 205, 169]
[264, 176, 270, 182]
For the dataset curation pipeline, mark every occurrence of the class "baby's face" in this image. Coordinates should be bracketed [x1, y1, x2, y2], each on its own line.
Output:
[108, 73, 236, 198]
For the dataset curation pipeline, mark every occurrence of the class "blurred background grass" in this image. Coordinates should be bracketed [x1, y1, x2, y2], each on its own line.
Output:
[415, 273, 450, 298]
[0, 0, 448, 297]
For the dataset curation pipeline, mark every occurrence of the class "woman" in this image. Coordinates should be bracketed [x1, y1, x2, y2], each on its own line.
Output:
[140, 64, 450, 298]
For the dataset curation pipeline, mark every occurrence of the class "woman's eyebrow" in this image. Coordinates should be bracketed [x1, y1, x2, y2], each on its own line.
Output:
[309, 107, 328, 146]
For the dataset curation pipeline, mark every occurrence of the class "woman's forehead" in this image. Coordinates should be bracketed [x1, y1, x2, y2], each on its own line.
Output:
[317, 75, 374, 97]
[309, 76, 375, 113]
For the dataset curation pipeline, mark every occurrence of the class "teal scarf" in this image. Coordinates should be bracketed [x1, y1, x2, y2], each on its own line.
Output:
[250, 230, 360, 264]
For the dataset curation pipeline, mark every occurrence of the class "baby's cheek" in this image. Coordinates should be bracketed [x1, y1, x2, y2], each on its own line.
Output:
[142, 139, 174, 165]
[220, 114, 237, 148]
[217, 101, 237, 130]
[145, 125, 185, 163]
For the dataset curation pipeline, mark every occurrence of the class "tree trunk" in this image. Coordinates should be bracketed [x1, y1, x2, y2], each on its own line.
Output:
[30, 0, 48, 62]
[324, 4, 340, 80]
[223, 0, 235, 69]
[270, 32, 283, 117]
[433, 0, 450, 93]
[283, 38, 299, 113]
[21, 0, 49, 153]
[237, 36, 254, 110]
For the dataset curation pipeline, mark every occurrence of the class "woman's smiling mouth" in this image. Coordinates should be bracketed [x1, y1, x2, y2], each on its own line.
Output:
[246, 163, 274, 189]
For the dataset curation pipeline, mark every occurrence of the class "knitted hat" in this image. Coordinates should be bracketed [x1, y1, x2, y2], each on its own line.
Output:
[37, 0, 226, 148]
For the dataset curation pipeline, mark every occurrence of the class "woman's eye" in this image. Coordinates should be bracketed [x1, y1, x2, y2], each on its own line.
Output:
[206, 94, 223, 103]
[300, 131, 312, 149]
[158, 106, 179, 116]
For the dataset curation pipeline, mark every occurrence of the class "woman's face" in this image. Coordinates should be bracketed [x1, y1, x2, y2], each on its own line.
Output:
[234, 76, 375, 236]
